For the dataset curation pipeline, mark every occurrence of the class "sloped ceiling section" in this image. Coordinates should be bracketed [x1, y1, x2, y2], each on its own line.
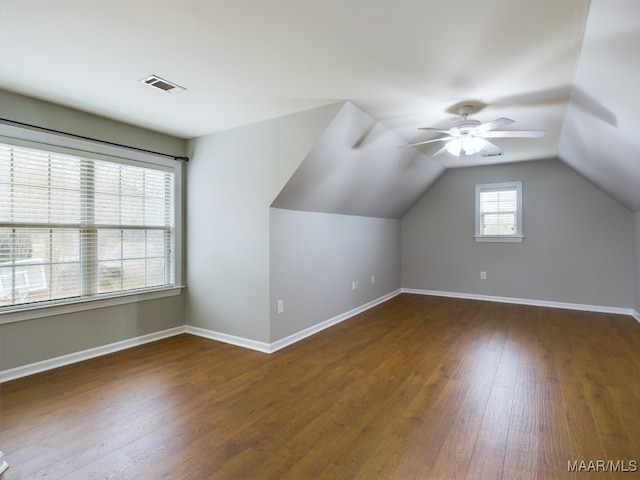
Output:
[558, 0, 640, 212]
[272, 102, 445, 219]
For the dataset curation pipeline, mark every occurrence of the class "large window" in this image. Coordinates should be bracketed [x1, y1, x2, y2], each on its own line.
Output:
[474, 181, 523, 242]
[0, 142, 175, 310]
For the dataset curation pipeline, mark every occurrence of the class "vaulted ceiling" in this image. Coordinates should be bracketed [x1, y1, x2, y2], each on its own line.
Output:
[0, 0, 638, 211]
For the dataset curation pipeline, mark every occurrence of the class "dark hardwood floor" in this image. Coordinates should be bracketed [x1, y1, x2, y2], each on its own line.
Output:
[1, 294, 638, 479]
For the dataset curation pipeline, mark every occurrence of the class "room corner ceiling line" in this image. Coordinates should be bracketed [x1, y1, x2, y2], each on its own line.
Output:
[0, 117, 190, 162]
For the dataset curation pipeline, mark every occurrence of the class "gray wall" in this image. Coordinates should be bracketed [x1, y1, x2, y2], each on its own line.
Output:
[0, 90, 187, 372]
[185, 103, 342, 343]
[0, 89, 185, 157]
[269, 208, 400, 341]
[401, 159, 634, 309]
[272, 101, 445, 219]
[0, 295, 184, 371]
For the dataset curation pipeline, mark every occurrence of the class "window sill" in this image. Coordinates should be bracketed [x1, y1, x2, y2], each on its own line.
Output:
[474, 235, 524, 243]
[0, 286, 184, 325]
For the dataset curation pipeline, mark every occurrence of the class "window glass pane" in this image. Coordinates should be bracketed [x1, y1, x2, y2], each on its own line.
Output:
[146, 230, 166, 257]
[94, 162, 121, 194]
[12, 184, 47, 223]
[145, 170, 166, 197]
[99, 260, 123, 293]
[0, 229, 34, 262]
[121, 165, 144, 193]
[0, 228, 15, 263]
[122, 196, 144, 225]
[12, 151, 49, 188]
[98, 230, 122, 261]
[96, 229, 168, 293]
[122, 230, 146, 259]
[0, 228, 82, 306]
[122, 259, 145, 289]
[481, 190, 516, 213]
[146, 258, 166, 286]
[145, 197, 167, 225]
[482, 213, 516, 235]
[95, 193, 121, 225]
[51, 154, 82, 226]
[51, 262, 81, 300]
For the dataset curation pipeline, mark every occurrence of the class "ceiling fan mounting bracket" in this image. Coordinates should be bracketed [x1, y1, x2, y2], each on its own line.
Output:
[456, 105, 474, 118]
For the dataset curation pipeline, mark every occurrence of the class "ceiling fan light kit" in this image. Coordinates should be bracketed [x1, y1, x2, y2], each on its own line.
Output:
[408, 105, 545, 157]
[445, 134, 484, 156]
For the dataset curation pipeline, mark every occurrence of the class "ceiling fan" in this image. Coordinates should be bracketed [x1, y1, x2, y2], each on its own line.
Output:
[407, 105, 545, 157]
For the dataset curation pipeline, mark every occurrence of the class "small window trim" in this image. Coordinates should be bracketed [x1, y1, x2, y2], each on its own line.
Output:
[474, 181, 524, 243]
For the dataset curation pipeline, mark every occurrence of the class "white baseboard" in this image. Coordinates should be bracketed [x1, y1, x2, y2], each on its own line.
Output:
[269, 289, 402, 353]
[402, 288, 636, 317]
[185, 325, 271, 353]
[0, 326, 186, 383]
[4, 290, 632, 383]
[187, 289, 402, 354]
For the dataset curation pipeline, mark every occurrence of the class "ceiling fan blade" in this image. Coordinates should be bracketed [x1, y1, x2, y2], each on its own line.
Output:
[404, 136, 454, 148]
[417, 127, 452, 134]
[474, 117, 515, 133]
[477, 139, 503, 156]
[480, 130, 545, 138]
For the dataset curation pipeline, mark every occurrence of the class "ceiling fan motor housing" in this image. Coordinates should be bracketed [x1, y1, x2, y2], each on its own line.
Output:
[452, 119, 481, 133]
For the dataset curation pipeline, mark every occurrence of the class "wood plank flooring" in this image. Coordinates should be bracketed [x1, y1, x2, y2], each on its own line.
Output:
[0, 294, 638, 479]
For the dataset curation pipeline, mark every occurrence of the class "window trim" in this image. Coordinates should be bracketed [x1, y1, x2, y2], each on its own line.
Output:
[0, 124, 184, 323]
[0, 286, 183, 324]
[474, 181, 524, 243]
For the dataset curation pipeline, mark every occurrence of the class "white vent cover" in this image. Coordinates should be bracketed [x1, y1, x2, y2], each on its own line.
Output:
[139, 74, 186, 93]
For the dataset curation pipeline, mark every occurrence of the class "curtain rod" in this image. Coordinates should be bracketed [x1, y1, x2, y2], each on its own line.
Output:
[0, 117, 189, 162]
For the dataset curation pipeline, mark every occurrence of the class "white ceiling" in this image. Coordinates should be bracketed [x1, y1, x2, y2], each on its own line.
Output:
[0, 0, 638, 210]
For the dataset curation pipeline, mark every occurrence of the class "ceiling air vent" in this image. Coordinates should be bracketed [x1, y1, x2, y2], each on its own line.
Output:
[139, 74, 186, 94]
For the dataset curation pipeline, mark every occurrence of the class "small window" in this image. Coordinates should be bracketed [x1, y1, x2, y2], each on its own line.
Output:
[474, 182, 523, 242]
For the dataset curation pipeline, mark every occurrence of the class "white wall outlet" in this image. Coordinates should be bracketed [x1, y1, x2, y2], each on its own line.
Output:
[371, 274, 375, 284]
[352, 281, 357, 291]
[277, 300, 284, 314]
[480, 271, 487, 280]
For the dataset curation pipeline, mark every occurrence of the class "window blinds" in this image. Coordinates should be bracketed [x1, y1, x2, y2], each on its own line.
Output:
[0, 142, 174, 308]
[479, 188, 518, 235]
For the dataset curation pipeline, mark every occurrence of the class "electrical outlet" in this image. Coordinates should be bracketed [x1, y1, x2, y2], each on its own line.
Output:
[352, 281, 357, 291]
[371, 275, 375, 284]
[480, 271, 487, 280]
[277, 300, 284, 314]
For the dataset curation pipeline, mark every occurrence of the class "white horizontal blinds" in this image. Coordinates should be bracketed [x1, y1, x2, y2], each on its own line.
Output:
[0, 142, 174, 308]
[93, 161, 174, 295]
[0, 145, 82, 306]
[480, 187, 518, 235]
